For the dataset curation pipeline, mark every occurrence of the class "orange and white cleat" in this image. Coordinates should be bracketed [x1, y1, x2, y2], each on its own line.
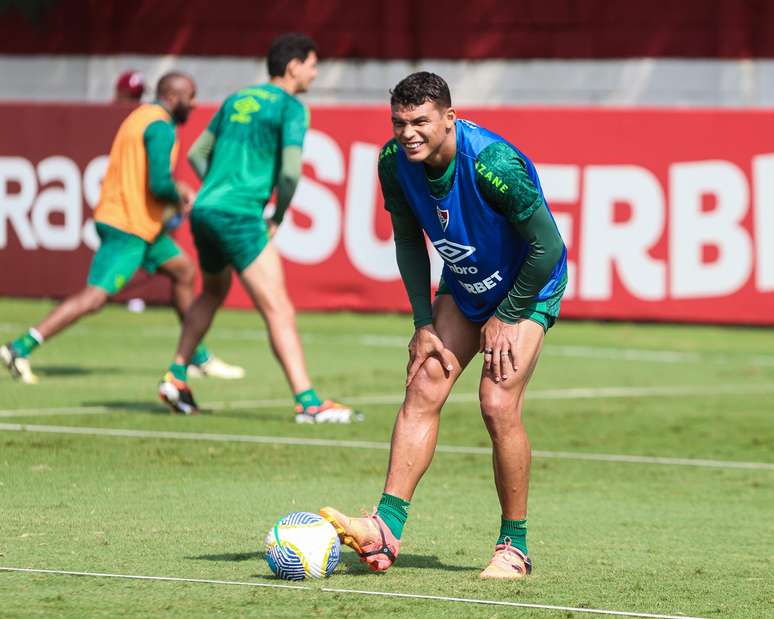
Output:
[479, 538, 532, 579]
[295, 400, 362, 424]
[320, 506, 400, 572]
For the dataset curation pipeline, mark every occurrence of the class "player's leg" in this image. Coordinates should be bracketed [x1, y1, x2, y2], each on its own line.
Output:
[321, 293, 481, 571]
[235, 226, 355, 423]
[158, 212, 232, 414]
[1, 223, 141, 384]
[238, 243, 315, 399]
[478, 317, 545, 580]
[149, 233, 243, 380]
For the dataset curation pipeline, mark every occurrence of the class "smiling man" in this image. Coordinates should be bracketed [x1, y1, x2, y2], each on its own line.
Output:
[321, 72, 567, 579]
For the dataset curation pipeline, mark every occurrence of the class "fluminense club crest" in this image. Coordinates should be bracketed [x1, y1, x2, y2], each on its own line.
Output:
[436, 206, 449, 231]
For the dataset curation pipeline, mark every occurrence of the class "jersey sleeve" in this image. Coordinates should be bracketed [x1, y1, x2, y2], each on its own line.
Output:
[379, 139, 433, 328]
[282, 98, 309, 147]
[206, 102, 226, 136]
[143, 119, 180, 204]
[474, 142, 566, 321]
[378, 139, 413, 216]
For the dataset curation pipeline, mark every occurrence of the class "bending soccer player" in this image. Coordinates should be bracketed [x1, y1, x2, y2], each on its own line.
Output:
[158, 34, 357, 423]
[1, 72, 243, 385]
[321, 72, 567, 578]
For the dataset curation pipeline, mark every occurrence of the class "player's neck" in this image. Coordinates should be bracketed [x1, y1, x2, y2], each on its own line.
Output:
[270, 76, 300, 96]
[423, 125, 457, 173]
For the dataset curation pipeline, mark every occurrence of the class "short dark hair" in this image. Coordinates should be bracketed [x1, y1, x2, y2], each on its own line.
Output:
[156, 71, 193, 98]
[267, 33, 317, 77]
[390, 72, 452, 108]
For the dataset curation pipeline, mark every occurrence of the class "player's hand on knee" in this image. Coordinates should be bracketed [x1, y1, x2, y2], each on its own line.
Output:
[406, 325, 454, 387]
[480, 316, 519, 383]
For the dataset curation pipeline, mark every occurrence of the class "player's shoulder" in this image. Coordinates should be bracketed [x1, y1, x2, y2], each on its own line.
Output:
[378, 138, 400, 163]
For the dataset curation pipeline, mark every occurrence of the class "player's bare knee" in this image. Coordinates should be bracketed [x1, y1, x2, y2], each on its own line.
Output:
[82, 288, 107, 314]
[479, 388, 521, 429]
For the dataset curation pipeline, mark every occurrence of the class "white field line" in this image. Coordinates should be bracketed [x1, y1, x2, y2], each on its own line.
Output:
[2, 382, 773, 420]
[2, 321, 774, 366]
[0, 566, 710, 619]
[1, 423, 772, 471]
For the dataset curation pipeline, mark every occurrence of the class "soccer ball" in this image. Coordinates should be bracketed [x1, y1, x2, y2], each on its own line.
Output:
[264, 512, 341, 580]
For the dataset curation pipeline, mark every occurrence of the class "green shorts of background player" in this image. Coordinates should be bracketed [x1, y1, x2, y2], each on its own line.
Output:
[1, 222, 243, 384]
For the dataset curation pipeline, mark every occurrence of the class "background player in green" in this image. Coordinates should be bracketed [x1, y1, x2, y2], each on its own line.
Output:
[159, 33, 359, 423]
[1, 72, 242, 385]
[322, 72, 567, 579]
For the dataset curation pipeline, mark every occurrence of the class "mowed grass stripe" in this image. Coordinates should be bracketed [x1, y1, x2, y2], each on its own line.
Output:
[0, 567, 710, 619]
[1, 423, 771, 471]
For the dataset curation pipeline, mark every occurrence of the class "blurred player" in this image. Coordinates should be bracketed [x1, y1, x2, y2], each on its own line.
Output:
[1, 72, 243, 384]
[321, 72, 567, 578]
[158, 33, 357, 423]
[114, 69, 146, 103]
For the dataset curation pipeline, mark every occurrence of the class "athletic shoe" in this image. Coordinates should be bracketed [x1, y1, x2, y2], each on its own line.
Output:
[479, 538, 532, 579]
[158, 372, 199, 415]
[320, 506, 400, 572]
[188, 356, 245, 380]
[0, 343, 39, 384]
[295, 400, 363, 424]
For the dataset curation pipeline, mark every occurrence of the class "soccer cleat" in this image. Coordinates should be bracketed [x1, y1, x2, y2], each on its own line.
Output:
[188, 355, 245, 380]
[479, 538, 532, 580]
[295, 400, 363, 424]
[319, 506, 400, 572]
[158, 372, 199, 415]
[0, 343, 39, 384]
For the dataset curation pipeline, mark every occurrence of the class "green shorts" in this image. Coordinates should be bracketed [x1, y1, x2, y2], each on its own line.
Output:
[87, 223, 182, 294]
[190, 208, 269, 274]
[436, 277, 564, 333]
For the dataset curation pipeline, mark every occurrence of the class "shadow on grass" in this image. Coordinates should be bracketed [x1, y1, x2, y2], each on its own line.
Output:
[35, 365, 125, 377]
[188, 548, 475, 576]
[86, 400, 170, 414]
[84, 399, 292, 421]
[338, 551, 477, 573]
[188, 550, 263, 562]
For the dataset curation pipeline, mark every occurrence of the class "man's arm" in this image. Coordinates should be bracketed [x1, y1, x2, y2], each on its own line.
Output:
[271, 145, 303, 225]
[143, 120, 181, 203]
[475, 142, 566, 323]
[379, 140, 434, 328]
[272, 99, 310, 225]
[187, 129, 215, 180]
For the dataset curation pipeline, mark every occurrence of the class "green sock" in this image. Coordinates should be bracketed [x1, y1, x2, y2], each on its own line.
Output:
[11, 329, 43, 358]
[497, 517, 528, 555]
[376, 493, 410, 540]
[294, 388, 322, 411]
[190, 344, 210, 366]
[168, 362, 188, 382]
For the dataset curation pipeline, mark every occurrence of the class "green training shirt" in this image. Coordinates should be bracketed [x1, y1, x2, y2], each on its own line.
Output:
[143, 115, 180, 204]
[379, 137, 566, 327]
[194, 83, 309, 215]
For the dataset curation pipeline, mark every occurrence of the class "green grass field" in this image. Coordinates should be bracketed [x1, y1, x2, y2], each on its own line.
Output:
[0, 298, 772, 618]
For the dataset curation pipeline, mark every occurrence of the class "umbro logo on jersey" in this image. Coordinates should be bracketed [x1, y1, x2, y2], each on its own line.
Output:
[436, 206, 449, 232]
[432, 239, 476, 264]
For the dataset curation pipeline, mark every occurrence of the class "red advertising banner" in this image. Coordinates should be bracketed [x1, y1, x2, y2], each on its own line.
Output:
[1, 103, 774, 325]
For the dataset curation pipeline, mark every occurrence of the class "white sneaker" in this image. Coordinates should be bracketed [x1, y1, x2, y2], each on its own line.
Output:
[189, 355, 245, 380]
[0, 344, 39, 384]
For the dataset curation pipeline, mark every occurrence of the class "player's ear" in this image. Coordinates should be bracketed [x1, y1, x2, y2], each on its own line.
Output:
[445, 106, 456, 130]
[286, 58, 300, 79]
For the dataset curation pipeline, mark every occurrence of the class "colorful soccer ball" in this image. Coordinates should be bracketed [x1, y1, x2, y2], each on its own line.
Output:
[264, 512, 341, 580]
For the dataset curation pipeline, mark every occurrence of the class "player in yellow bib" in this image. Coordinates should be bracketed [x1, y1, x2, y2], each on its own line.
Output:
[158, 34, 359, 423]
[1, 73, 243, 384]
